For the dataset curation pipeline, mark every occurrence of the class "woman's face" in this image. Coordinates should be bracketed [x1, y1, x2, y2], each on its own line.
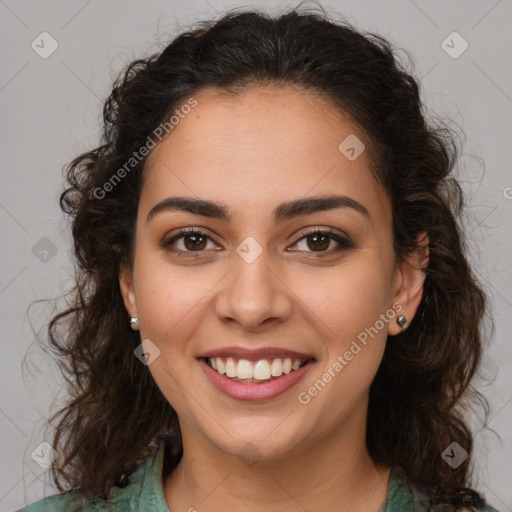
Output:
[120, 85, 425, 462]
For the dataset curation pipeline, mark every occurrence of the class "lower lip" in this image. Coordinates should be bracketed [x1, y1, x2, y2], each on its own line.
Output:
[198, 358, 315, 401]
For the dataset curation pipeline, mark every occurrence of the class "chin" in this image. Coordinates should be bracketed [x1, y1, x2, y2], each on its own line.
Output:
[205, 427, 304, 465]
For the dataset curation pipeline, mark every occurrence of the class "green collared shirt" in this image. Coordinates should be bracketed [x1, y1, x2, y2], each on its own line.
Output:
[17, 441, 499, 512]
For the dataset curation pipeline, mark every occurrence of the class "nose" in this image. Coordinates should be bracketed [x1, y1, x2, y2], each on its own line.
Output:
[214, 246, 293, 331]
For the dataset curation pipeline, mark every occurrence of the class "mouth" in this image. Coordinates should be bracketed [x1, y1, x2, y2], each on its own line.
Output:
[200, 356, 312, 383]
[197, 356, 316, 401]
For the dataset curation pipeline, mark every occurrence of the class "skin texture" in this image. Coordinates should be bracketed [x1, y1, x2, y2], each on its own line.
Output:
[119, 86, 429, 512]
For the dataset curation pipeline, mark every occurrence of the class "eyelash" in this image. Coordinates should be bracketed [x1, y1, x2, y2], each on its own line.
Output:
[161, 227, 354, 258]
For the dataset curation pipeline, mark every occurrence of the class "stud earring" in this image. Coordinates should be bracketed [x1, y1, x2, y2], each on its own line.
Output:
[130, 317, 140, 331]
[396, 314, 407, 329]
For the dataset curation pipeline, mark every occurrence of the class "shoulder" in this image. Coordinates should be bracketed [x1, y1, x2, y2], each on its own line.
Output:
[385, 466, 501, 512]
[16, 439, 170, 511]
[458, 507, 500, 512]
[15, 492, 97, 512]
[14, 487, 137, 512]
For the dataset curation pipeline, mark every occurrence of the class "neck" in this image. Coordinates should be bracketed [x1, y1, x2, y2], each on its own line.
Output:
[163, 416, 390, 512]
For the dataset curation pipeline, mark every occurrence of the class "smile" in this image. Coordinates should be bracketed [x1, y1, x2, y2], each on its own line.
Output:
[206, 356, 308, 382]
[198, 357, 316, 401]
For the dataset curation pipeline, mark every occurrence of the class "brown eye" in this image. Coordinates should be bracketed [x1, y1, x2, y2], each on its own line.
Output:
[305, 232, 330, 251]
[162, 229, 218, 257]
[182, 233, 208, 251]
[291, 229, 354, 255]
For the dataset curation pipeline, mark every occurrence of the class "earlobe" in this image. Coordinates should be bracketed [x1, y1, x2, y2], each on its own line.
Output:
[118, 263, 137, 318]
[388, 232, 429, 336]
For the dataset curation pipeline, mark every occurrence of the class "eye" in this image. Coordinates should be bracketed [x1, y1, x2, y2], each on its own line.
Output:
[289, 228, 354, 255]
[162, 228, 219, 257]
[162, 227, 354, 258]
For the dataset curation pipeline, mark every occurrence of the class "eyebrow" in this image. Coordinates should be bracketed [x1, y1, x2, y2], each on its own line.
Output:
[146, 194, 370, 225]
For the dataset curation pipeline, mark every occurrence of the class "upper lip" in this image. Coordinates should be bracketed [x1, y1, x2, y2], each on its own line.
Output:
[198, 346, 315, 362]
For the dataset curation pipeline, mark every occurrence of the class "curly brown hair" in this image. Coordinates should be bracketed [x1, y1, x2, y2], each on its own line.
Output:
[35, 3, 492, 509]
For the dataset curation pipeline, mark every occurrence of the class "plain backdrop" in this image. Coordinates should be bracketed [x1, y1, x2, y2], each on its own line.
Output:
[1, 0, 511, 510]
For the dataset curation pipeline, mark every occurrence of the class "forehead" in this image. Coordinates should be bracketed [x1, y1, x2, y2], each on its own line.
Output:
[141, 86, 390, 228]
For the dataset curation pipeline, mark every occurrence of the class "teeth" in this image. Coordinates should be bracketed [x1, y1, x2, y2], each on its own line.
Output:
[207, 357, 307, 381]
[253, 359, 271, 380]
[237, 359, 254, 379]
[225, 358, 237, 378]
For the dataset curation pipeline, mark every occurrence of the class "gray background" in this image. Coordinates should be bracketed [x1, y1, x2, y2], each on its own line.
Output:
[1, 0, 511, 510]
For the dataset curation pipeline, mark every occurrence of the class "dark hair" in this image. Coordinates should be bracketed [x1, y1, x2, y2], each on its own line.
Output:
[38, 3, 492, 509]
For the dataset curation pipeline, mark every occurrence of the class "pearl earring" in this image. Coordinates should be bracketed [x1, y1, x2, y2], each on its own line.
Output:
[130, 317, 140, 331]
[396, 314, 407, 329]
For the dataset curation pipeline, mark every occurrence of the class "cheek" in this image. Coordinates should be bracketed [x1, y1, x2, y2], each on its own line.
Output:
[295, 258, 393, 341]
[132, 258, 212, 413]
[293, 257, 392, 394]
[132, 250, 216, 354]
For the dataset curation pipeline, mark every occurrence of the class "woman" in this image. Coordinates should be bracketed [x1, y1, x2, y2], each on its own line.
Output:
[18, 5, 499, 512]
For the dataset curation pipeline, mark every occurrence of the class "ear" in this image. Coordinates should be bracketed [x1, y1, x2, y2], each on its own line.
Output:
[388, 231, 429, 336]
[119, 262, 138, 318]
